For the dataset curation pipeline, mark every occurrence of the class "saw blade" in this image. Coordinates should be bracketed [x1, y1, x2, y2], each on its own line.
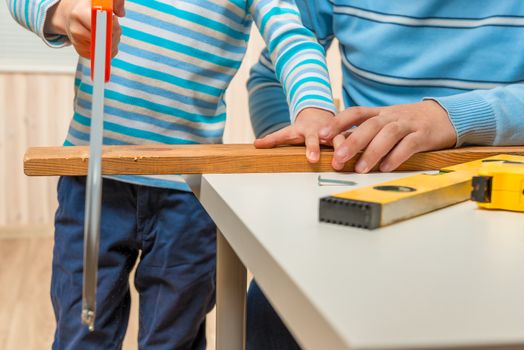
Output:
[82, 8, 108, 332]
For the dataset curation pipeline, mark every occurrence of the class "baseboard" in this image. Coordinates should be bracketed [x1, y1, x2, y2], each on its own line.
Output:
[0, 224, 54, 239]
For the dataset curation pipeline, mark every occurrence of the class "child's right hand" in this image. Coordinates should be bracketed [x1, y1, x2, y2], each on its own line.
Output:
[44, 0, 125, 58]
[254, 108, 338, 163]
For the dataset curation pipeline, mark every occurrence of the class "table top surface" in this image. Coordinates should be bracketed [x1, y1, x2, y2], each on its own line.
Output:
[201, 171, 524, 350]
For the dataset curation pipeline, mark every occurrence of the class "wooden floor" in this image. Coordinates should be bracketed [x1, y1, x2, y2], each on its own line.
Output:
[0, 235, 216, 350]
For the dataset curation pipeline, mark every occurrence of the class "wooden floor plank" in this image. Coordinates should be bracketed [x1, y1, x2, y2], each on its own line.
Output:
[24, 144, 524, 176]
[4, 238, 54, 350]
[0, 239, 28, 349]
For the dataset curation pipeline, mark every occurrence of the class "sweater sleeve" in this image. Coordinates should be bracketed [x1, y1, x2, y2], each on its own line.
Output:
[6, 0, 69, 47]
[428, 84, 524, 147]
[248, 0, 336, 122]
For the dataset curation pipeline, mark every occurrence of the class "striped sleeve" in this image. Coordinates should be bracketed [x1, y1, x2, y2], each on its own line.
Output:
[5, 0, 69, 47]
[248, 0, 336, 121]
[248, 49, 292, 137]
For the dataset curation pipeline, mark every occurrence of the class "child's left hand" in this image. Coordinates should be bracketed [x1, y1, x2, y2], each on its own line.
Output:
[254, 108, 337, 163]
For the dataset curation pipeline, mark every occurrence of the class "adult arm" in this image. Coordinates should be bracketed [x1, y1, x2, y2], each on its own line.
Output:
[329, 86, 524, 172]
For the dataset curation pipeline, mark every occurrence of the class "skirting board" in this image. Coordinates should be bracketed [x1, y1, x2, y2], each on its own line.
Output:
[24, 144, 524, 176]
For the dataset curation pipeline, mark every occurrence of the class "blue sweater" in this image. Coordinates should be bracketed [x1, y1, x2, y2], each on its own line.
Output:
[8, 0, 336, 190]
[249, 0, 524, 147]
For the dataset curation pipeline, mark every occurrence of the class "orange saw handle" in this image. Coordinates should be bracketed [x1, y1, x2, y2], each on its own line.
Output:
[91, 0, 113, 82]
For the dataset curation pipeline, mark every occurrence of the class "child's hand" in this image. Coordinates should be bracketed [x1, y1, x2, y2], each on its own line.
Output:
[330, 101, 456, 173]
[254, 108, 337, 163]
[44, 0, 125, 58]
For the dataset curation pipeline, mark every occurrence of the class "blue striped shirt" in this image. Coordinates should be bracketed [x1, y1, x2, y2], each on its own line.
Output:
[8, 0, 336, 190]
[249, 0, 524, 148]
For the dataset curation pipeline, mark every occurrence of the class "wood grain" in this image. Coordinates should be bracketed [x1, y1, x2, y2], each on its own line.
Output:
[24, 144, 524, 176]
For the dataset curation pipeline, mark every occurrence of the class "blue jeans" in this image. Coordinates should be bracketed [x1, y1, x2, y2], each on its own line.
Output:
[51, 176, 216, 350]
[247, 281, 301, 350]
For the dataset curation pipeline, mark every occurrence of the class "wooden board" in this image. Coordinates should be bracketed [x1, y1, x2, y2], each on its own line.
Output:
[24, 144, 524, 176]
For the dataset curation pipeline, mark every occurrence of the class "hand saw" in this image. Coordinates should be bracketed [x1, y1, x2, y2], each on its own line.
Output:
[82, 0, 113, 332]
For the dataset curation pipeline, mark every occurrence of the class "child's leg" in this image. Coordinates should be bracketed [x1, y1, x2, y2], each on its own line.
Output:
[134, 187, 216, 350]
[52, 176, 140, 350]
[247, 281, 301, 350]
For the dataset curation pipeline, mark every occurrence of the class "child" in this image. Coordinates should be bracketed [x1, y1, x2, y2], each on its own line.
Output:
[8, 0, 337, 348]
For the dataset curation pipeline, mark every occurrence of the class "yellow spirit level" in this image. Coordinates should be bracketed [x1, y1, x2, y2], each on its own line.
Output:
[319, 154, 524, 229]
[471, 157, 524, 212]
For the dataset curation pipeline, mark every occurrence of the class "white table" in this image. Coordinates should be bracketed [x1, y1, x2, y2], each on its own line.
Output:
[199, 172, 524, 350]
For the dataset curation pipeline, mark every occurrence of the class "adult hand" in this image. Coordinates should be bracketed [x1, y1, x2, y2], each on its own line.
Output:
[44, 0, 125, 58]
[330, 100, 457, 172]
[254, 108, 337, 163]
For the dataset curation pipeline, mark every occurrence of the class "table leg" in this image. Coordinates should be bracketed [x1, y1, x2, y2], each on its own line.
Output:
[216, 229, 247, 350]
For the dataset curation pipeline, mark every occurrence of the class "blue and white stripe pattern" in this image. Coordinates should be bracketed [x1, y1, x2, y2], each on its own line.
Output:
[249, 0, 524, 147]
[7, 0, 336, 190]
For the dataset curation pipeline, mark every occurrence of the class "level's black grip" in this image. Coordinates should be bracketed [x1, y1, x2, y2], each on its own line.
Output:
[319, 197, 381, 230]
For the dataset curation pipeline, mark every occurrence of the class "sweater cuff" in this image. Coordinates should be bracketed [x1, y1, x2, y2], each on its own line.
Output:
[37, 0, 70, 48]
[425, 92, 496, 147]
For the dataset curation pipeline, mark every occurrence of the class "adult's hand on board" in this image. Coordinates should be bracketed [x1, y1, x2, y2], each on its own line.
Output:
[329, 101, 457, 172]
[44, 0, 125, 58]
[254, 107, 338, 163]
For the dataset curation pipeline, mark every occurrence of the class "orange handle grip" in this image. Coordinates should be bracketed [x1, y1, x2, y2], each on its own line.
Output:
[90, 0, 113, 82]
